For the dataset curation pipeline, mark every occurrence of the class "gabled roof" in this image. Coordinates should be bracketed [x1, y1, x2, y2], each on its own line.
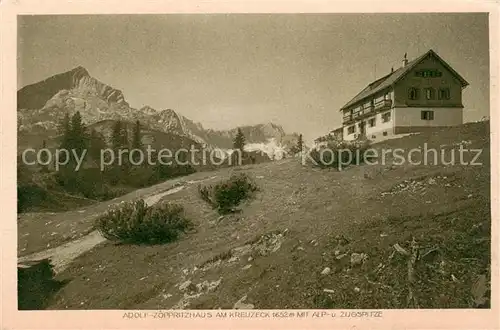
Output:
[339, 49, 469, 111]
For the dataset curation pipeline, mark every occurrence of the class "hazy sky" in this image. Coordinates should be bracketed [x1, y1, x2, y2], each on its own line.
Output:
[18, 14, 489, 141]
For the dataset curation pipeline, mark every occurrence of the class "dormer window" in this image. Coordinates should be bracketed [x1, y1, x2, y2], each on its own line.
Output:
[416, 69, 443, 78]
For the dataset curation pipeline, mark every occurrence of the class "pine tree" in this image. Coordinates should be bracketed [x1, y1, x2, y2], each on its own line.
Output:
[297, 134, 304, 152]
[110, 120, 130, 180]
[57, 111, 88, 164]
[233, 128, 246, 152]
[56, 114, 72, 186]
[56, 111, 88, 188]
[289, 134, 304, 155]
[232, 128, 246, 164]
[40, 140, 49, 171]
[131, 120, 142, 149]
[69, 111, 87, 155]
[58, 112, 71, 149]
[111, 120, 124, 151]
[130, 120, 143, 164]
[89, 129, 106, 162]
[121, 124, 130, 150]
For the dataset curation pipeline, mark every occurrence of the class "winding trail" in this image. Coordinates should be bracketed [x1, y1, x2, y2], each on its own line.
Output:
[18, 176, 217, 274]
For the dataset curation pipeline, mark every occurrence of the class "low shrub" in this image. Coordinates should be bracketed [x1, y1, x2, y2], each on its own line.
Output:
[94, 199, 193, 244]
[17, 184, 50, 213]
[308, 138, 372, 170]
[198, 173, 258, 214]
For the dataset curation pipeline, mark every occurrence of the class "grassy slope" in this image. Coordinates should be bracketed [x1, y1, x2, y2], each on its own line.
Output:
[22, 122, 490, 309]
[17, 117, 229, 214]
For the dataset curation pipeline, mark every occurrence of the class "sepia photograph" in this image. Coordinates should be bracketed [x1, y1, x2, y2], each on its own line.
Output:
[11, 10, 493, 315]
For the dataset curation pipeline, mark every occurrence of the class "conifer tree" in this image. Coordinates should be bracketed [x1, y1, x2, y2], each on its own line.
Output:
[121, 125, 130, 150]
[56, 111, 88, 188]
[131, 120, 142, 149]
[40, 140, 49, 172]
[58, 112, 71, 149]
[297, 134, 304, 152]
[111, 120, 125, 150]
[89, 129, 106, 162]
[69, 111, 87, 155]
[110, 120, 130, 179]
[131, 120, 143, 164]
[232, 128, 246, 165]
[233, 128, 246, 152]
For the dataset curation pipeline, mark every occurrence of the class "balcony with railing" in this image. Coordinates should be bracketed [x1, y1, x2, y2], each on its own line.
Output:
[361, 104, 374, 114]
[343, 111, 353, 122]
[342, 99, 392, 125]
[374, 99, 392, 110]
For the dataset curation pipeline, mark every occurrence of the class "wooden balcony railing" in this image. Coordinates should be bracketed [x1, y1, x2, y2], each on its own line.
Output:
[361, 105, 374, 114]
[374, 99, 392, 110]
[342, 99, 392, 124]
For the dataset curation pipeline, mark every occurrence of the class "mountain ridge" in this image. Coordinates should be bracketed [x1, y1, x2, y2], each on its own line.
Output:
[17, 66, 299, 155]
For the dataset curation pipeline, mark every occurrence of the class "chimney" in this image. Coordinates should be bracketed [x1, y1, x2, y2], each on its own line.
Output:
[402, 53, 408, 67]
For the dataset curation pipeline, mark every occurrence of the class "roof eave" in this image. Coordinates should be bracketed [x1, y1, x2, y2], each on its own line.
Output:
[427, 49, 469, 88]
[339, 85, 394, 112]
[338, 49, 469, 111]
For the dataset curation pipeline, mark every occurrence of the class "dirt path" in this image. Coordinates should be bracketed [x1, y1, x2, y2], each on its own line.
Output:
[18, 175, 219, 274]
[18, 230, 107, 274]
[142, 186, 186, 206]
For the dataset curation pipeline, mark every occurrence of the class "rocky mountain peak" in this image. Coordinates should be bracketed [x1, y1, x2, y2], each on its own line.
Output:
[262, 122, 286, 135]
[158, 108, 177, 116]
[153, 109, 185, 135]
[18, 67, 294, 156]
[69, 65, 90, 78]
[18, 66, 128, 111]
